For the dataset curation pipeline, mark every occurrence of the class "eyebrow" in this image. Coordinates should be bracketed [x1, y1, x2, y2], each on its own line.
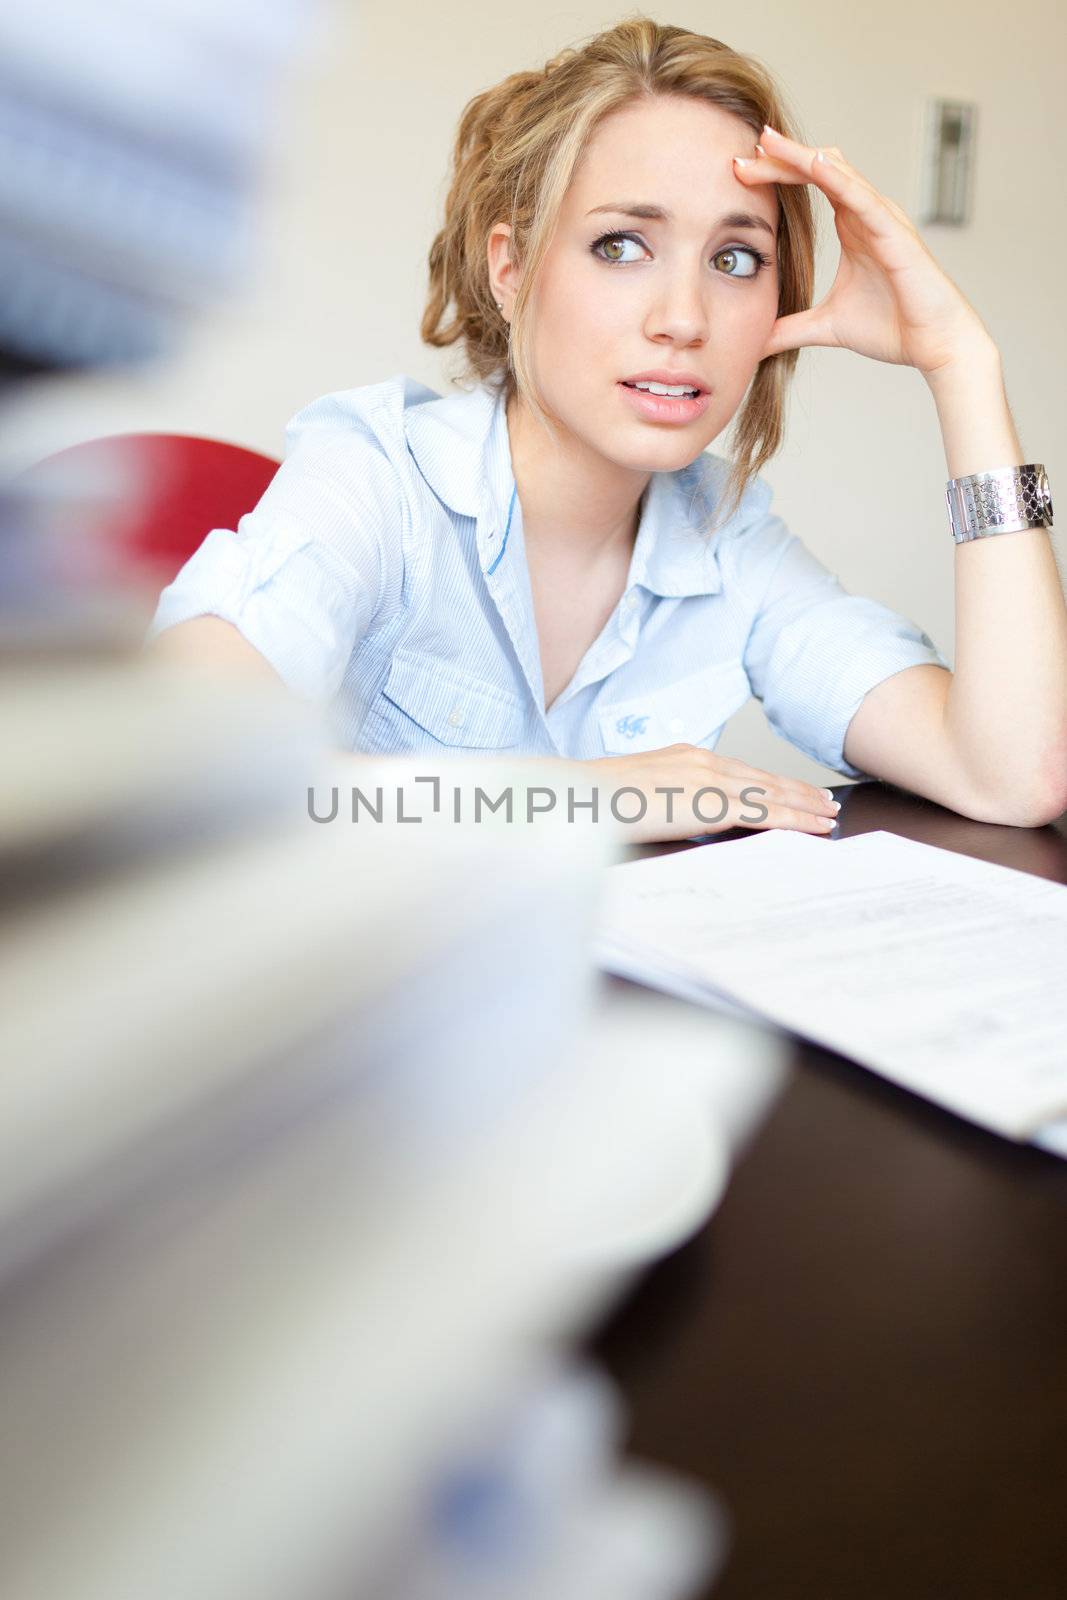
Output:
[587, 202, 776, 238]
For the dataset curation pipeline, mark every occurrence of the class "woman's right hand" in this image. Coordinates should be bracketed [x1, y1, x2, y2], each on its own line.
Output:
[580, 743, 841, 845]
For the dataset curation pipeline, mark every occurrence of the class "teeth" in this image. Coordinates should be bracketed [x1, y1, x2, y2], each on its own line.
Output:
[631, 381, 699, 396]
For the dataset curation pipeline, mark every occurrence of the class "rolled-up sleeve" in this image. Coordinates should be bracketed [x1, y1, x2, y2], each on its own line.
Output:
[147, 421, 399, 703]
[729, 496, 949, 778]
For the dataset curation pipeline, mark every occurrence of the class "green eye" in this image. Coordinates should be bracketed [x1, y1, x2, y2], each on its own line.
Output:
[713, 247, 761, 278]
[592, 232, 646, 264]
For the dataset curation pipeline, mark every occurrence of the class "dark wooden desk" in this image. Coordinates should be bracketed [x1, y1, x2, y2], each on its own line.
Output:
[593, 782, 1067, 1600]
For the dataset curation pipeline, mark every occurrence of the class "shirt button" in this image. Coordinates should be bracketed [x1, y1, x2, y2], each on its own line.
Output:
[447, 706, 465, 728]
[669, 717, 684, 734]
[624, 593, 638, 611]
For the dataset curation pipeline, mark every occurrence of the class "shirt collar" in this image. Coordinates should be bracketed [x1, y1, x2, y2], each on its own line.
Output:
[628, 458, 729, 599]
[405, 377, 736, 598]
[404, 378, 504, 522]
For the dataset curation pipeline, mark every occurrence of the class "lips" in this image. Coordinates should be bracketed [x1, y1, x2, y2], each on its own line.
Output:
[617, 376, 712, 426]
[620, 369, 708, 395]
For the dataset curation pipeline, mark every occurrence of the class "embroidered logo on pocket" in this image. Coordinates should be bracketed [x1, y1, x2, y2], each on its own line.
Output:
[615, 713, 650, 739]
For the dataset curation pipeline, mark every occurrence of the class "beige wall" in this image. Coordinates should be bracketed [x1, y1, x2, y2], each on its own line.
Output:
[15, 0, 1066, 784]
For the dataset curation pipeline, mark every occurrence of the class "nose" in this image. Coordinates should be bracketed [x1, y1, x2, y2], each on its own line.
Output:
[643, 264, 709, 349]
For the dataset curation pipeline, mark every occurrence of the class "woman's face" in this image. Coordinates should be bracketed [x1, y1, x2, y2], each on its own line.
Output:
[507, 95, 780, 477]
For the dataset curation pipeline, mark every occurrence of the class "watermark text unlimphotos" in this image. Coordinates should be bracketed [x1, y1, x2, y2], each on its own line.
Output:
[307, 778, 770, 827]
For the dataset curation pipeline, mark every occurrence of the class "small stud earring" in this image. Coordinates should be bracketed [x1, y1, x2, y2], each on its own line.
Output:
[495, 301, 503, 312]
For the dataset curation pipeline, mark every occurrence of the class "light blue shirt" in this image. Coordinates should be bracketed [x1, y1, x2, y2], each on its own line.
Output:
[148, 373, 948, 777]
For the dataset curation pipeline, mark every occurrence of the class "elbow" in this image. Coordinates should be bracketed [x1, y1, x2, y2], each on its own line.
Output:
[974, 744, 1067, 829]
[996, 794, 1067, 830]
[1017, 787, 1067, 829]
[1020, 736, 1067, 827]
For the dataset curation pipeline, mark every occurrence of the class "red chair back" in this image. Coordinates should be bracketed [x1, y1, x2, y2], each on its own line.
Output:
[22, 432, 281, 592]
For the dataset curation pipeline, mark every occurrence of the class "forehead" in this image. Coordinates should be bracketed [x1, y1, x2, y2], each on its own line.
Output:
[566, 94, 778, 231]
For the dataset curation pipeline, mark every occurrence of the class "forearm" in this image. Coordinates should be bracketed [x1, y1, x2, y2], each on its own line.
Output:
[926, 339, 1067, 821]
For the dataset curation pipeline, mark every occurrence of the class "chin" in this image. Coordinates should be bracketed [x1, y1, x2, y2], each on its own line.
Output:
[547, 392, 720, 476]
[607, 425, 717, 476]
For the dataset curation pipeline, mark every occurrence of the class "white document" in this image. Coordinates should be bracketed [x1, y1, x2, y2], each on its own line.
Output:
[596, 829, 1067, 1145]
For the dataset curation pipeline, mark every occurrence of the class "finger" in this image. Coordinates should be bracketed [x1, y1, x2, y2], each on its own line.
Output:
[730, 801, 837, 836]
[703, 755, 837, 816]
[762, 307, 837, 357]
[754, 135, 916, 241]
[733, 148, 891, 237]
[759, 127, 877, 195]
[700, 780, 844, 832]
[773, 777, 840, 817]
[735, 784, 839, 822]
[734, 127, 896, 238]
[734, 141, 870, 199]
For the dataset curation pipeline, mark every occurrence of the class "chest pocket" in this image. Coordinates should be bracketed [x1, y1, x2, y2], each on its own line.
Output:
[362, 647, 528, 753]
[598, 660, 750, 755]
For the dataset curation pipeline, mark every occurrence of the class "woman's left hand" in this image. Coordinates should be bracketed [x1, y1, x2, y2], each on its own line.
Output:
[733, 125, 994, 379]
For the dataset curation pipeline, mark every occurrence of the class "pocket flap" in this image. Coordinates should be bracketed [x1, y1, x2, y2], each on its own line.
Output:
[381, 649, 527, 748]
[598, 661, 750, 754]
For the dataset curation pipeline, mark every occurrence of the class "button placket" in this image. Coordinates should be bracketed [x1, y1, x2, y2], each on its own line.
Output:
[614, 588, 643, 659]
[477, 500, 547, 724]
[549, 629, 636, 715]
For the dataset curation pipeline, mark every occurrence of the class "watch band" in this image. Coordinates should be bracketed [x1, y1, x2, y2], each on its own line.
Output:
[946, 464, 1054, 543]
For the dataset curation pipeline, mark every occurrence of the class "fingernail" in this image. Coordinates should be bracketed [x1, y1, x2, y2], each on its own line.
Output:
[817, 816, 836, 830]
[830, 801, 841, 812]
[733, 154, 755, 167]
[754, 142, 766, 156]
[762, 124, 779, 137]
[821, 788, 835, 800]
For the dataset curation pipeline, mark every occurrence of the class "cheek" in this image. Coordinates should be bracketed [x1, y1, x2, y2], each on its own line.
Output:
[527, 261, 570, 354]
[724, 276, 778, 330]
[528, 260, 622, 378]
[719, 286, 779, 366]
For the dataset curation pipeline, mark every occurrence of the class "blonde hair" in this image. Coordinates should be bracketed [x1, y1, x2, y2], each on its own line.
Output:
[421, 17, 815, 519]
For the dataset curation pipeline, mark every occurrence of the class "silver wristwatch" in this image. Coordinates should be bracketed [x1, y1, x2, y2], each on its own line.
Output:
[946, 464, 1054, 543]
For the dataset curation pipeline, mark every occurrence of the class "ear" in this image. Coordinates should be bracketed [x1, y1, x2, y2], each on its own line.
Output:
[486, 223, 519, 319]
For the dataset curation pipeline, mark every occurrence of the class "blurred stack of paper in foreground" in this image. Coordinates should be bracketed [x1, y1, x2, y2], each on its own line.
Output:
[0, 659, 785, 1600]
[597, 828, 1067, 1154]
[0, 0, 313, 374]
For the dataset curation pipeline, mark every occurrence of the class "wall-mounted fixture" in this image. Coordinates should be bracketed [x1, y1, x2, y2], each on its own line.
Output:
[919, 99, 976, 225]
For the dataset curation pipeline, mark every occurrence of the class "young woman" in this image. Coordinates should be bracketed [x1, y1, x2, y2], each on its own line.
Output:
[149, 19, 1067, 840]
